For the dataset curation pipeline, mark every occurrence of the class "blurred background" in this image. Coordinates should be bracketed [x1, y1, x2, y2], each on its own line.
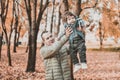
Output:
[1, 0, 120, 49]
[0, 0, 120, 79]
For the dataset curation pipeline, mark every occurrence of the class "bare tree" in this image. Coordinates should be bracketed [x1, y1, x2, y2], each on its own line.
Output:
[60, 0, 69, 23]
[15, 0, 25, 47]
[99, 22, 103, 49]
[53, 2, 61, 37]
[70, 0, 82, 16]
[0, 0, 16, 66]
[0, 32, 3, 60]
[24, 0, 49, 72]
[50, 0, 55, 33]
[16, 24, 22, 46]
[13, 0, 19, 52]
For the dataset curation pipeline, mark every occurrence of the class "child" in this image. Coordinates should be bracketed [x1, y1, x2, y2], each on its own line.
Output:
[63, 11, 87, 73]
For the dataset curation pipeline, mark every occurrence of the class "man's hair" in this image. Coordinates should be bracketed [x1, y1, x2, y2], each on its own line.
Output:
[41, 31, 48, 41]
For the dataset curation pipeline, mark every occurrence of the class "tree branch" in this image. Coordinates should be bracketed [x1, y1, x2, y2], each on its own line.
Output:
[15, 0, 25, 9]
[37, 0, 49, 28]
[42, 0, 49, 12]
[82, 0, 98, 10]
[24, 0, 32, 27]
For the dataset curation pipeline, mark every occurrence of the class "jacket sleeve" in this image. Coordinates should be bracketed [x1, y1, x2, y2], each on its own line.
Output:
[40, 35, 68, 59]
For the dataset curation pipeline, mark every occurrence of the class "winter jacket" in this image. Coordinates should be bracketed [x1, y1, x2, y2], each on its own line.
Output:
[40, 36, 72, 80]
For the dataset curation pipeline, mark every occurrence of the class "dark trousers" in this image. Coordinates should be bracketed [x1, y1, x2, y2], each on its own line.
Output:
[69, 41, 87, 65]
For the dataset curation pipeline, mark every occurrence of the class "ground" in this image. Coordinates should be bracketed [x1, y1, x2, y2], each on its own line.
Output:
[0, 46, 120, 80]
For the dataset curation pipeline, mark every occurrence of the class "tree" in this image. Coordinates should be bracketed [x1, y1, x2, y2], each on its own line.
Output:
[70, 0, 82, 16]
[60, 0, 69, 23]
[0, 32, 3, 60]
[50, 0, 55, 33]
[53, 1, 61, 37]
[15, 0, 25, 47]
[24, 0, 49, 72]
[101, 0, 120, 43]
[99, 22, 103, 49]
[0, 0, 13, 66]
[13, 0, 19, 52]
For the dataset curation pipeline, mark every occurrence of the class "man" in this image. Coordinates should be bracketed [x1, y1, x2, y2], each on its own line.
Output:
[40, 27, 73, 80]
[63, 11, 87, 73]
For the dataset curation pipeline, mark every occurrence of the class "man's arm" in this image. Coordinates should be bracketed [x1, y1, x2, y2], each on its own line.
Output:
[40, 36, 68, 59]
[77, 19, 86, 34]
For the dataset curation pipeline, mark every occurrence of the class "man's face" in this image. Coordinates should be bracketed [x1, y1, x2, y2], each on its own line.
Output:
[42, 32, 55, 46]
[67, 15, 76, 24]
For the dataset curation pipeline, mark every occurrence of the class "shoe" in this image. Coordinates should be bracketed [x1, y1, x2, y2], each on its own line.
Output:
[73, 63, 81, 73]
[81, 63, 87, 69]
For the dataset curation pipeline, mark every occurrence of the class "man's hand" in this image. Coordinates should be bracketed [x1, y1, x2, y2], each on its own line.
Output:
[65, 27, 73, 37]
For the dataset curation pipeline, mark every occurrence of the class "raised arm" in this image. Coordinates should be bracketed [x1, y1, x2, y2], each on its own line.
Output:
[77, 19, 86, 34]
[40, 27, 72, 59]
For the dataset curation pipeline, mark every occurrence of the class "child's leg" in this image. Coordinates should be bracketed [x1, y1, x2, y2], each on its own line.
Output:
[70, 48, 79, 65]
[78, 42, 87, 69]
[78, 42, 87, 63]
[70, 47, 81, 73]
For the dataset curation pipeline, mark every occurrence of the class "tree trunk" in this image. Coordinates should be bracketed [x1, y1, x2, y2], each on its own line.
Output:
[25, 0, 48, 72]
[45, 7, 48, 31]
[54, 4, 60, 37]
[71, 0, 82, 16]
[13, 1, 19, 52]
[13, 28, 17, 52]
[0, 0, 12, 66]
[25, 43, 29, 53]
[26, 0, 37, 72]
[99, 22, 103, 49]
[50, 0, 55, 33]
[0, 32, 3, 60]
[60, 0, 69, 23]
[16, 25, 21, 45]
[26, 31, 37, 72]
[7, 42, 12, 66]
[4, 31, 12, 66]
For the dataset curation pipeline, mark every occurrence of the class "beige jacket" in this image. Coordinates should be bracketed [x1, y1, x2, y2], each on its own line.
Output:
[40, 36, 72, 80]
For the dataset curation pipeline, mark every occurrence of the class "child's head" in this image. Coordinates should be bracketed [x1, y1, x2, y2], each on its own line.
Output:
[63, 11, 76, 24]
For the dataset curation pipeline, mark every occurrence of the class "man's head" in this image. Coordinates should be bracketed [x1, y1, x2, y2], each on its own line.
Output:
[63, 11, 76, 24]
[41, 31, 55, 46]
